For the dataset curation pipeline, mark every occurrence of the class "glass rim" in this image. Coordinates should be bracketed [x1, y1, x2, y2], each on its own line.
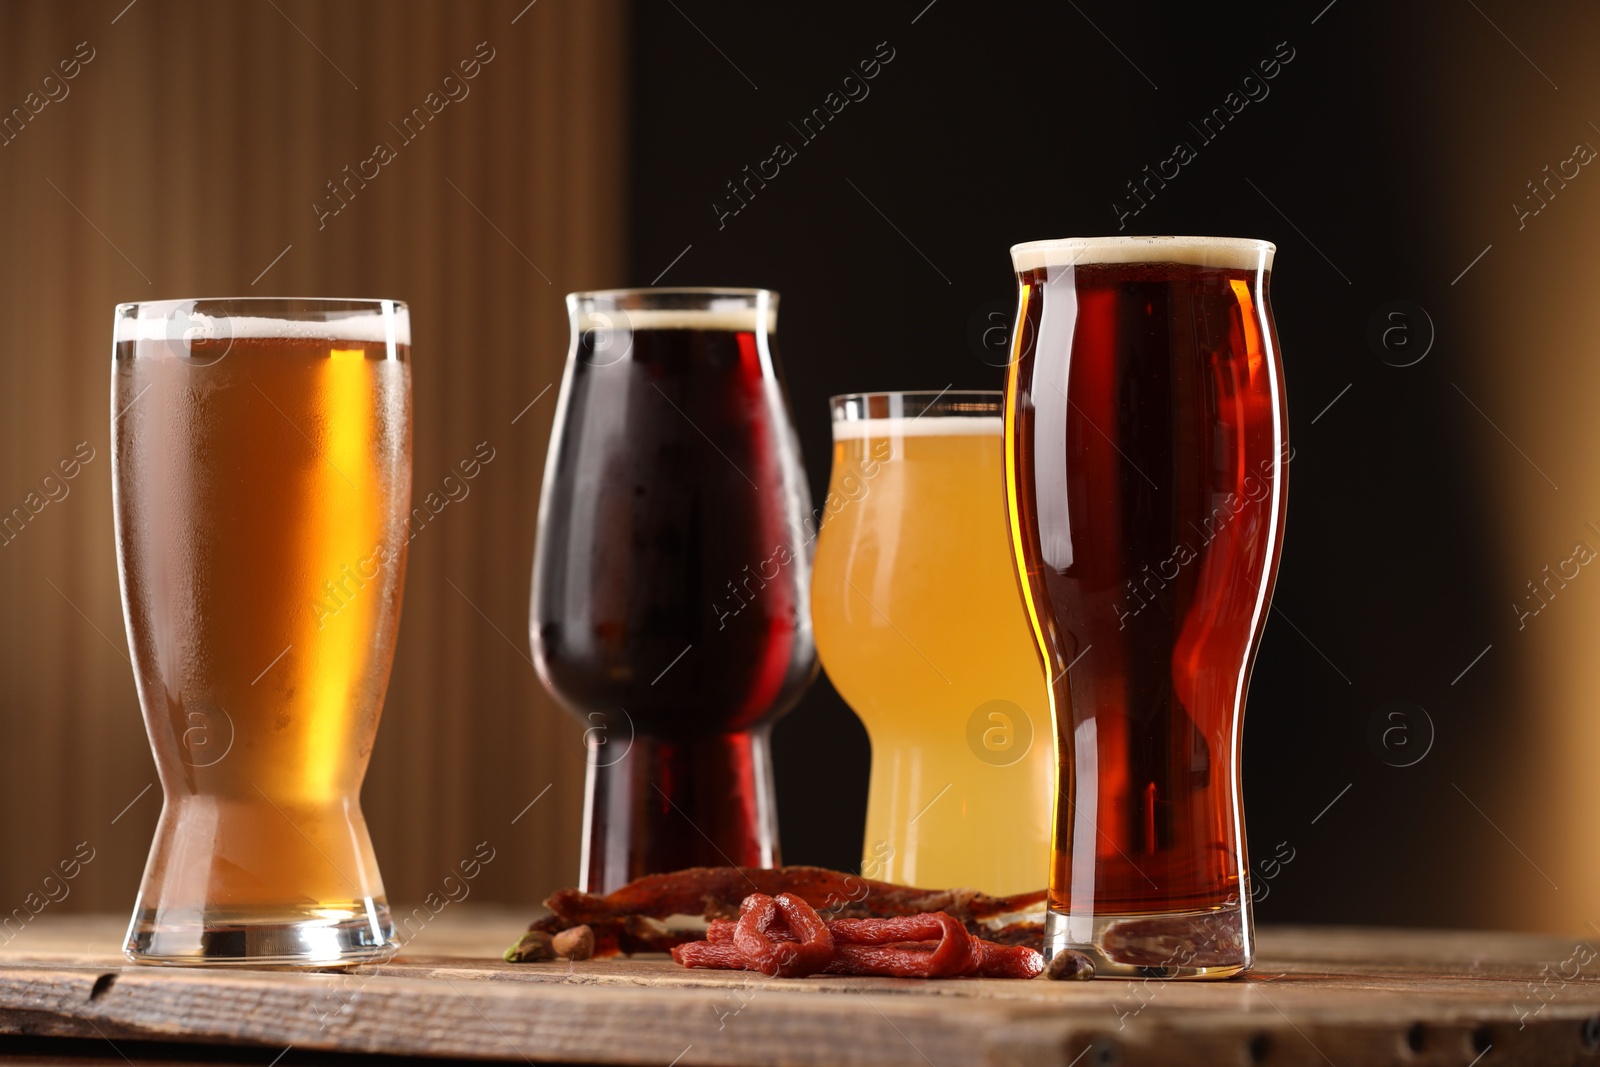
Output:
[829, 390, 1003, 423]
[566, 287, 776, 303]
[830, 389, 1000, 406]
[1011, 235, 1274, 273]
[113, 298, 410, 348]
[566, 288, 777, 333]
[115, 297, 408, 315]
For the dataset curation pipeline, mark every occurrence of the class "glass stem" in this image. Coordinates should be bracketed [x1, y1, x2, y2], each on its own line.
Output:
[579, 727, 779, 894]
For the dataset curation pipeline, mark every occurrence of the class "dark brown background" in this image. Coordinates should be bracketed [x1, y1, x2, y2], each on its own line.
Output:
[1, 0, 1597, 937]
[627, 0, 1600, 936]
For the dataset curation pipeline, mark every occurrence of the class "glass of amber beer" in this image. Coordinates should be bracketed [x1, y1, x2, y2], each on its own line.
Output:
[1005, 237, 1287, 978]
[113, 298, 411, 965]
[531, 289, 816, 894]
[812, 391, 1053, 897]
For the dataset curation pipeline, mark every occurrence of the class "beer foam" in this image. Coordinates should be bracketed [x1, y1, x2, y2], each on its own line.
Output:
[1011, 236, 1274, 272]
[115, 308, 410, 346]
[574, 308, 776, 332]
[832, 416, 1003, 439]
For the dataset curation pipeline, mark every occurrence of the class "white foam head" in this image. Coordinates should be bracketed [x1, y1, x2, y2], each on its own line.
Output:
[571, 307, 776, 332]
[568, 289, 777, 334]
[115, 301, 410, 346]
[832, 416, 1003, 439]
[1011, 236, 1274, 273]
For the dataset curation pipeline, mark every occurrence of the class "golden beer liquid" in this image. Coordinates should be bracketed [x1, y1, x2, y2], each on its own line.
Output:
[811, 417, 1052, 896]
[114, 333, 410, 945]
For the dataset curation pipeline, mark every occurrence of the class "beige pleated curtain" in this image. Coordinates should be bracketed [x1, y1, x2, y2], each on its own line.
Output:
[0, 0, 624, 915]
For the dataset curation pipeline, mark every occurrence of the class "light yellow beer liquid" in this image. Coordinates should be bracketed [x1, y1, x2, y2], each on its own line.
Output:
[811, 417, 1052, 896]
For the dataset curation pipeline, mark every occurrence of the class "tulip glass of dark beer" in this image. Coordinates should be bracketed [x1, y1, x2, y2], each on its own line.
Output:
[1004, 238, 1288, 978]
[113, 299, 411, 965]
[531, 289, 817, 894]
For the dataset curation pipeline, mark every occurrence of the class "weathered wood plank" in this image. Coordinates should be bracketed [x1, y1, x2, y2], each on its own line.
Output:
[0, 913, 1596, 1065]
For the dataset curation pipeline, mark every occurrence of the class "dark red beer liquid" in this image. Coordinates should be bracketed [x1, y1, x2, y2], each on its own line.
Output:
[532, 324, 816, 893]
[1006, 261, 1287, 916]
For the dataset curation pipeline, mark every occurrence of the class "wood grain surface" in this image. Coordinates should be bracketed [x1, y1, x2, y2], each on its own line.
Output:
[2, 910, 1599, 1065]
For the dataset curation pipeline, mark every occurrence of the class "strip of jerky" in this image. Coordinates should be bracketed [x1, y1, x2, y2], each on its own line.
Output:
[515, 866, 1046, 961]
[544, 865, 1045, 927]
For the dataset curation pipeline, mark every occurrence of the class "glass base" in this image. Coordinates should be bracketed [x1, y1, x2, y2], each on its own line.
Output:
[1044, 901, 1251, 979]
[124, 901, 396, 968]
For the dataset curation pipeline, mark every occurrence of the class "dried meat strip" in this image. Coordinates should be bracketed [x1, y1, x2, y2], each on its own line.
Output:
[821, 932, 1041, 979]
[829, 913, 951, 945]
[543, 865, 1045, 928]
[968, 939, 1046, 979]
[775, 893, 835, 974]
[516, 865, 1047, 962]
[831, 913, 973, 977]
[669, 941, 748, 970]
[980, 920, 1047, 948]
[668, 897, 1045, 980]
[732, 893, 834, 978]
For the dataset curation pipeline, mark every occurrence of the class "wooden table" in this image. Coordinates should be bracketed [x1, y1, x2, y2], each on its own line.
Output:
[0, 910, 1596, 1065]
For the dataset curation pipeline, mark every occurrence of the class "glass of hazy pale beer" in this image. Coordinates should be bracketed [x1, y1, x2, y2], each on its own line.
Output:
[1004, 237, 1288, 978]
[811, 391, 1054, 898]
[530, 289, 817, 894]
[112, 298, 411, 965]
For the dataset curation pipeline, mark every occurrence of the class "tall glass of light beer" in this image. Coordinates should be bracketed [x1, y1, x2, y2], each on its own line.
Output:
[113, 298, 411, 966]
[812, 391, 1054, 897]
[1004, 238, 1287, 978]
